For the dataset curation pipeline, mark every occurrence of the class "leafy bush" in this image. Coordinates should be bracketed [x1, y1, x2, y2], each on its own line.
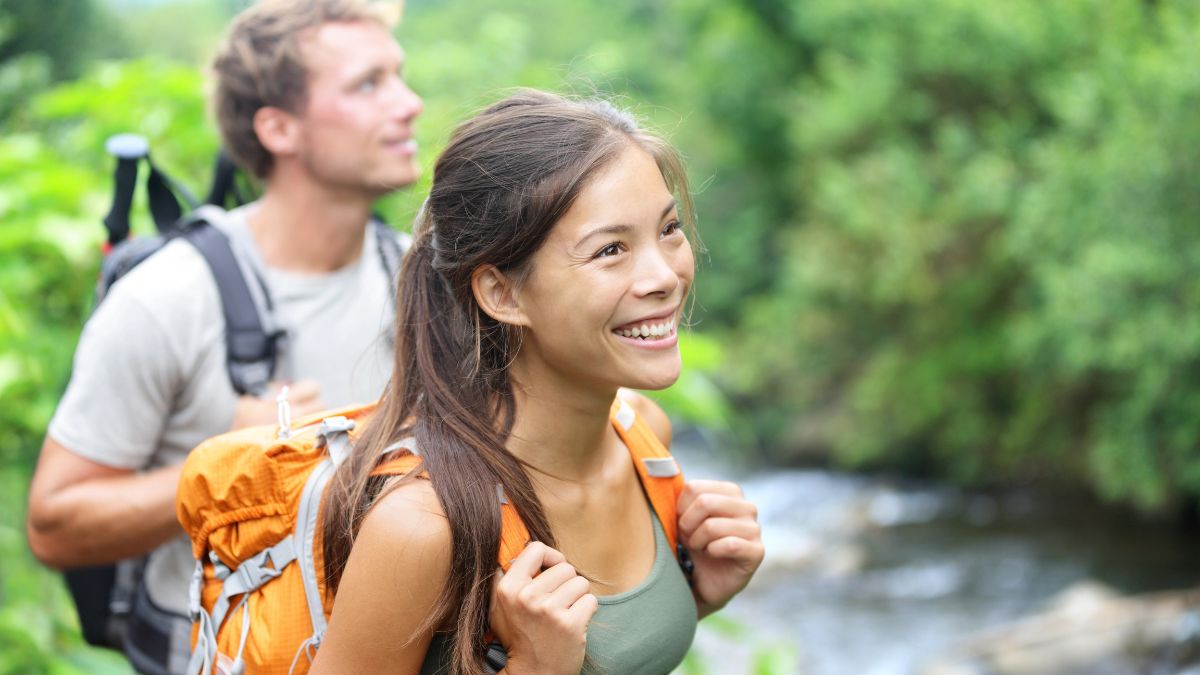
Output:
[732, 0, 1200, 510]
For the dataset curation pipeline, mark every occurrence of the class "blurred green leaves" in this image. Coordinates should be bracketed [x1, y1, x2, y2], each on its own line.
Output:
[731, 0, 1200, 510]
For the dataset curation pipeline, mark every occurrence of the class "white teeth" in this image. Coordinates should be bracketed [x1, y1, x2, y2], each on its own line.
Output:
[615, 318, 676, 339]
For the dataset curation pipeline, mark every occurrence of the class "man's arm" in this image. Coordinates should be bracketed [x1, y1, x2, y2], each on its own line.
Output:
[26, 435, 182, 568]
[26, 380, 326, 570]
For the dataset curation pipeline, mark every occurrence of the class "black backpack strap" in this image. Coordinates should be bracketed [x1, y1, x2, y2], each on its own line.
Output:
[179, 214, 281, 396]
[144, 158, 185, 234]
[204, 149, 247, 209]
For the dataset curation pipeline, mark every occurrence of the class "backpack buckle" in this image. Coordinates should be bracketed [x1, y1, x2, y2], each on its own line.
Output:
[317, 416, 357, 466]
[318, 416, 356, 437]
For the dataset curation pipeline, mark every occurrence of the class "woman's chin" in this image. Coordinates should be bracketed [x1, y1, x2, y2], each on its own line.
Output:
[625, 369, 682, 392]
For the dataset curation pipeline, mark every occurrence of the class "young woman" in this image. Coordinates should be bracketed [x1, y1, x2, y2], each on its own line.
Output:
[312, 90, 764, 674]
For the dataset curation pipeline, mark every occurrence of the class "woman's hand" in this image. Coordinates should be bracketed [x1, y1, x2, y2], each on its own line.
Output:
[677, 479, 764, 618]
[490, 541, 598, 675]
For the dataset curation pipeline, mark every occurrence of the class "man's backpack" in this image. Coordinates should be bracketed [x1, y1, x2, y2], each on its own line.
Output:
[175, 395, 689, 675]
[63, 134, 411, 651]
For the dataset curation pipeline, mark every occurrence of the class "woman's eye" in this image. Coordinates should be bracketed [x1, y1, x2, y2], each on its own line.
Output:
[661, 220, 682, 237]
[595, 243, 622, 259]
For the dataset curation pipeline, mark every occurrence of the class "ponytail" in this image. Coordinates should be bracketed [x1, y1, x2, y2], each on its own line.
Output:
[322, 209, 555, 675]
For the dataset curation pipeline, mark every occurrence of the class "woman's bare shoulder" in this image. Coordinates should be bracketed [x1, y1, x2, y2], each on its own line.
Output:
[313, 479, 450, 672]
[358, 477, 450, 569]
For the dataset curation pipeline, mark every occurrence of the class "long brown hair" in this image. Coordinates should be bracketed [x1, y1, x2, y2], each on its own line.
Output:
[321, 89, 694, 674]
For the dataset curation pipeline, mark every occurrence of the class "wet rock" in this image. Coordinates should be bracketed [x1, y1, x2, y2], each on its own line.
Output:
[919, 582, 1200, 675]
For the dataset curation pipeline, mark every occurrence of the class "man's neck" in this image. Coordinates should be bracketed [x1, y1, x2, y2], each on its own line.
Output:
[247, 174, 374, 274]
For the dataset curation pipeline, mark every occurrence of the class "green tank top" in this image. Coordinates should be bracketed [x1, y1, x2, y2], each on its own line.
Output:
[420, 512, 698, 674]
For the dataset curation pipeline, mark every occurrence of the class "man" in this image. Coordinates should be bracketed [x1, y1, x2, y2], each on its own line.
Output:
[25, 1, 423, 672]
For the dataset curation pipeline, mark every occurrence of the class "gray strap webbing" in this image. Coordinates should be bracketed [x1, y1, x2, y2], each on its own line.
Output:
[317, 417, 356, 467]
[382, 436, 419, 456]
[181, 214, 279, 396]
[209, 538, 297, 637]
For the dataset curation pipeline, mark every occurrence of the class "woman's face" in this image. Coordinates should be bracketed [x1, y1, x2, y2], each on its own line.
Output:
[512, 143, 695, 394]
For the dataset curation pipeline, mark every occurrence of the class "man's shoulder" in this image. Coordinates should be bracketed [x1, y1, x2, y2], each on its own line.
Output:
[109, 236, 220, 315]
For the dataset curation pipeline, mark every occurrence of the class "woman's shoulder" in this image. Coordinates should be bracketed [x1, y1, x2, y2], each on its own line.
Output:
[314, 480, 450, 671]
[617, 388, 672, 447]
[356, 478, 451, 560]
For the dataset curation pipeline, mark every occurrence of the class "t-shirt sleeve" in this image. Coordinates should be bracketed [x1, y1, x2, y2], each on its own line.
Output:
[48, 286, 183, 470]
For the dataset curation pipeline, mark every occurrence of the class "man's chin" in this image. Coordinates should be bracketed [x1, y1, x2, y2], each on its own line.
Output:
[369, 168, 421, 195]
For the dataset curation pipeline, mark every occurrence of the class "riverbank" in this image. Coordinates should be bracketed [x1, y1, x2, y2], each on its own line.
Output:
[675, 435, 1200, 675]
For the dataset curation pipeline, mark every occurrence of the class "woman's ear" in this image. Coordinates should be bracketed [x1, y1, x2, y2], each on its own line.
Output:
[253, 106, 300, 158]
[472, 265, 528, 327]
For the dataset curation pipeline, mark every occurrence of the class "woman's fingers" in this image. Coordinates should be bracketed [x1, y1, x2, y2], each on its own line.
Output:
[684, 516, 761, 553]
[524, 561, 580, 598]
[678, 491, 757, 539]
[678, 479, 743, 512]
[705, 535, 765, 562]
[546, 573, 593, 612]
[566, 589, 599, 624]
[503, 541, 566, 585]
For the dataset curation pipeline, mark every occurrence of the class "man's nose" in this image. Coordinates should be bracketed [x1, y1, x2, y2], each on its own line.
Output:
[385, 77, 423, 121]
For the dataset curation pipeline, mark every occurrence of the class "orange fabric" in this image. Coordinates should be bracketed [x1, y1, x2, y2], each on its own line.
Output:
[176, 396, 684, 674]
[610, 398, 686, 557]
[177, 402, 377, 674]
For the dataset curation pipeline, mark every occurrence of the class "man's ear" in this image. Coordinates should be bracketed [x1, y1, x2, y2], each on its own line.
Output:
[253, 106, 301, 158]
[472, 265, 528, 327]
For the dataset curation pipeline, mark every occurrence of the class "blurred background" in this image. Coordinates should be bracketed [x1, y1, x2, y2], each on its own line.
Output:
[4, 0, 1200, 673]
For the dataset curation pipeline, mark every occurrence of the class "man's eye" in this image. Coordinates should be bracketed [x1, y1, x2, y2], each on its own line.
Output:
[358, 77, 378, 92]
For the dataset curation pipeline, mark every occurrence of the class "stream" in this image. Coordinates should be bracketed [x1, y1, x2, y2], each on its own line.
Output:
[673, 433, 1200, 675]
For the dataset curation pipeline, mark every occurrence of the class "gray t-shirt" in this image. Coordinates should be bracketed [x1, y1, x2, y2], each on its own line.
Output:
[48, 203, 395, 614]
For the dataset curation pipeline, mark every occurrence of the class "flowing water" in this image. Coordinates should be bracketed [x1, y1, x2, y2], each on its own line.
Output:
[673, 434, 1200, 675]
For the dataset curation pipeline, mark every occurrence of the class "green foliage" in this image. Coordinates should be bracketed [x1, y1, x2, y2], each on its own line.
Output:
[0, 0, 105, 80]
[731, 0, 1200, 509]
[9, 0, 1200, 669]
[0, 59, 210, 672]
[645, 332, 738, 438]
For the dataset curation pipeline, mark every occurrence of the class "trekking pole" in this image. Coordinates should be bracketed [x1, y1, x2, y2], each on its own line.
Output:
[101, 134, 149, 252]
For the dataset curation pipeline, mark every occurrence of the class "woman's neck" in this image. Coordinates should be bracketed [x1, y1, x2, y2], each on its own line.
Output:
[506, 363, 621, 485]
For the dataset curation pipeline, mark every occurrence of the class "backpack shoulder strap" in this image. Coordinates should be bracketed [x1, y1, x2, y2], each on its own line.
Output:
[178, 208, 280, 396]
[609, 396, 686, 560]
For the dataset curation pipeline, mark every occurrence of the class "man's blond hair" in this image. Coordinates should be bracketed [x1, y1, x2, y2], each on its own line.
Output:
[211, 0, 401, 179]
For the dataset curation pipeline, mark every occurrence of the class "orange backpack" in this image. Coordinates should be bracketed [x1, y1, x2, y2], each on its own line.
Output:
[176, 395, 687, 675]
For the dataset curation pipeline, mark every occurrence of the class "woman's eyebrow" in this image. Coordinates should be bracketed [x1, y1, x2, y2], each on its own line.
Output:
[574, 199, 679, 251]
[575, 223, 634, 251]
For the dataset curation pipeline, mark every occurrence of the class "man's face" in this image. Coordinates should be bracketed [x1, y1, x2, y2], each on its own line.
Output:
[293, 20, 423, 196]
